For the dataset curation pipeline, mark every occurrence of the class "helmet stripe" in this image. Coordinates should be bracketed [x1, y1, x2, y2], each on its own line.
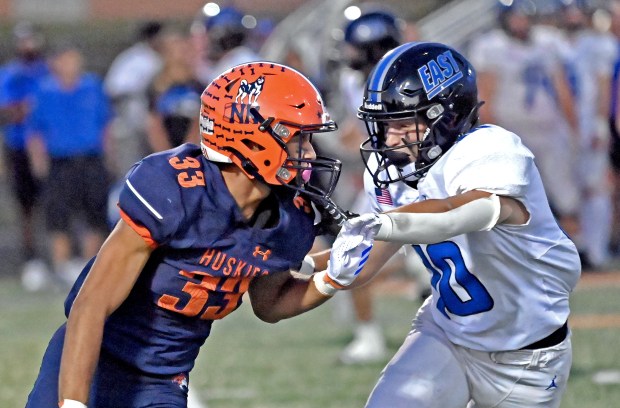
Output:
[367, 43, 418, 103]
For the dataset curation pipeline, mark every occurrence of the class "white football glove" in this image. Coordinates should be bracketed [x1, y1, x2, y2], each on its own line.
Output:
[313, 213, 382, 296]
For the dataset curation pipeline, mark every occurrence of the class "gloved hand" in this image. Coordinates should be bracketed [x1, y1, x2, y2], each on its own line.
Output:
[313, 213, 382, 296]
[313, 198, 358, 237]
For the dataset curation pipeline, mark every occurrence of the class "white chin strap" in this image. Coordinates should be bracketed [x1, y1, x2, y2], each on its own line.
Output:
[375, 194, 501, 244]
[201, 142, 232, 163]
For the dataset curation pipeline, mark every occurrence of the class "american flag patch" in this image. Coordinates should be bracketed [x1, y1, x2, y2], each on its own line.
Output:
[375, 187, 393, 206]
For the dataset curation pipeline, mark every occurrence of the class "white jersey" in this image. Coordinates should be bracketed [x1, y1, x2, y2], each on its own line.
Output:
[364, 125, 581, 351]
[468, 27, 579, 217]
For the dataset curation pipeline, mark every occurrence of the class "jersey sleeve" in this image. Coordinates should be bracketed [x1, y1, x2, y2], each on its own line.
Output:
[444, 126, 534, 198]
[118, 158, 184, 246]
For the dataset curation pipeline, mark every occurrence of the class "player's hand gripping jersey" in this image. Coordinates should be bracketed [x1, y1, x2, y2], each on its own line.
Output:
[365, 125, 581, 351]
[65, 144, 316, 374]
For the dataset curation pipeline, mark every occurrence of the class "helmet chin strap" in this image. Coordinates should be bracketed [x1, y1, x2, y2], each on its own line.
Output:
[384, 150, 411, 167]
[382, 151, 420, 182]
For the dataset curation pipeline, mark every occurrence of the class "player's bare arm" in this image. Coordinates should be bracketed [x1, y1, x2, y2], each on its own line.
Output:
[248, 270, 331, 323]
[59, 220, 152, 404]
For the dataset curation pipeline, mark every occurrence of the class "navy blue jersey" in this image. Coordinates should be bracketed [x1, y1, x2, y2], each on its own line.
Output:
[65, 144, 316, 375]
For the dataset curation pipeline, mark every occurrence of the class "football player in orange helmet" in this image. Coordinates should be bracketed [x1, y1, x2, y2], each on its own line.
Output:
[27, 61, 382, 408]
[200, 62, 343, 204]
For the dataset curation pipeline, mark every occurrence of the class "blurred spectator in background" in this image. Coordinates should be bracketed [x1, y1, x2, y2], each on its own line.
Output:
[104, 21, 164, 180]
[469, 0, 580, 240]
[609, 0, 620, 258]
[194, 6, 260, 84]
[328, 7, 430, 365]
[146, 29, 204, 152]
[0, 22, 49, 285]
[559, 0, 617, 270]
[248, 17, 275, 53]
[26, 41, 113, 287]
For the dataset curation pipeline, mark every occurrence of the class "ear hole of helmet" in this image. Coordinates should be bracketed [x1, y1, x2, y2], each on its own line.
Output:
[241, 139, 266, 152]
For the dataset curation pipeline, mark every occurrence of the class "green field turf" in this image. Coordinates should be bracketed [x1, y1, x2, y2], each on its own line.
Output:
[3, 274, 620, 407]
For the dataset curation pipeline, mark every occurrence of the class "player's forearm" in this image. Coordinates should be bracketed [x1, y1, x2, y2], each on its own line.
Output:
[265, 276, 331, 322]
[250, 271, 331, 323]
[59, 304, 107, 404]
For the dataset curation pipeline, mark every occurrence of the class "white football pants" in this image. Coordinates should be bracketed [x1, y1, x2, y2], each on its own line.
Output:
[365, 299, 572, 408]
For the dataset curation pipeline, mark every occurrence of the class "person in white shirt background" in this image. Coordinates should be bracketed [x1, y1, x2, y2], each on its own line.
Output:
[557, 0, 617, 270]
[468, 0, 581, 242]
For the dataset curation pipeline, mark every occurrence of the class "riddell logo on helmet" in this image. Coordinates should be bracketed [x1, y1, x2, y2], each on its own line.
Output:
[364, 102, 382, 110]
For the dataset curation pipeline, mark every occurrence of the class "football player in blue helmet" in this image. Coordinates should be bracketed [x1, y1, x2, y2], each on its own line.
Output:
[326, 40, 579, 407]
[359, 42, 482, 187]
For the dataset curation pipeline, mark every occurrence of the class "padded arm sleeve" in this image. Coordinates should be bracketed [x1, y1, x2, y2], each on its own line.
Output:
[375, 194, 501, 244]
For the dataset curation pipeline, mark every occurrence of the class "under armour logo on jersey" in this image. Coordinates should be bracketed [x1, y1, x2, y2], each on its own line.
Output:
[417, 50, 463, 99]
[171, 374, 188, 391]
[253, 246, 272, 261]
[293, 195, 312, 214]
[545, 375, 558, 390]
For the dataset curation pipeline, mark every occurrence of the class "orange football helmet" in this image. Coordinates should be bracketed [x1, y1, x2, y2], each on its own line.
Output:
[199, 61, 341, 200]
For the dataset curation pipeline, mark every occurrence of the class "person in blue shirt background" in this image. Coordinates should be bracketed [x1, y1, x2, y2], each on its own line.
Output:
[0, 22, 49, 275]
[26, 40, 113, 287]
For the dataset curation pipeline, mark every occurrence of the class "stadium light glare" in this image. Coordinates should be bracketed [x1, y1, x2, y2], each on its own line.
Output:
[203, 2, 220, 17]
[344, 6, 362, 21]
[242, 15, 257, 29]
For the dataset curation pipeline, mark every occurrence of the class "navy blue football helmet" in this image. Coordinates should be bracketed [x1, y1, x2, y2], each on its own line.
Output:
[358, 42, 481, 187]
[343, 9, 402, 73]
[204, 7, 247, 60]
